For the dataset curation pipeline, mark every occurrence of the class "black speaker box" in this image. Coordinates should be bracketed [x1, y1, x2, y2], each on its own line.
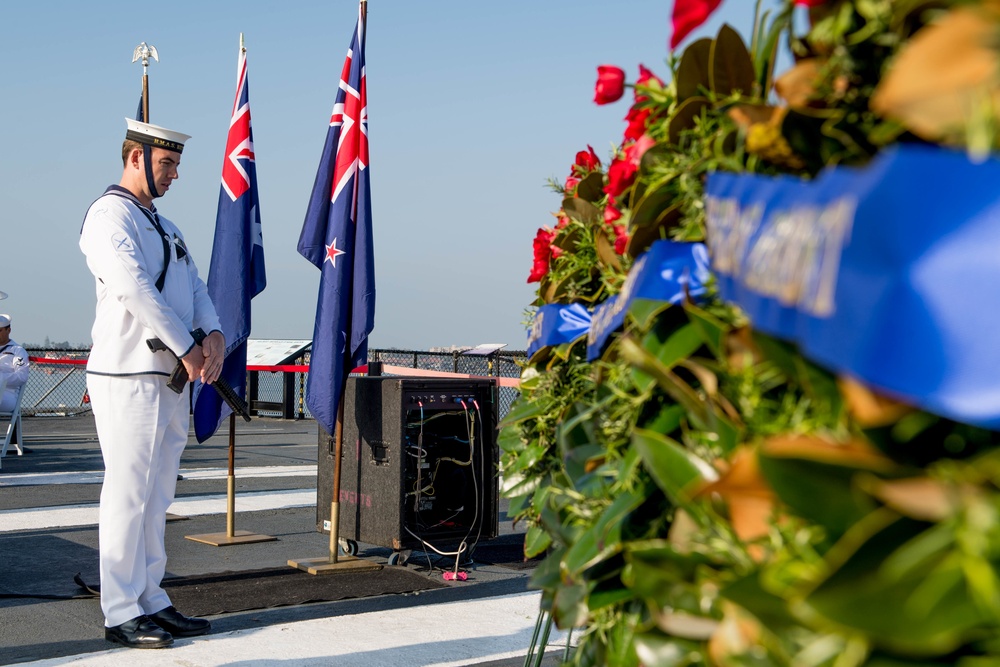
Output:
[316, 377, 499, 551]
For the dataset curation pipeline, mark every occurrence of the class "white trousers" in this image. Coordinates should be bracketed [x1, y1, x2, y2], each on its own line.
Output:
[0, 388, 16, 412]
[88, 373, 189, 627]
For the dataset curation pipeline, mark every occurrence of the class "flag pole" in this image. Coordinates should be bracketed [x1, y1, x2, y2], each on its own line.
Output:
[328, 389, 346, 563]
[185, 33, 275, 548]
[325, 0, 368, 567]
[288, 0, 379, 574]
[226, 412, 236, 535]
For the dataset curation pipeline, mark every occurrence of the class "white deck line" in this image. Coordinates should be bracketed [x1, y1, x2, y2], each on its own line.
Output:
[0, 465, 317, 487]
[15, 591, 565, 667]
[0, 489, 316, 533]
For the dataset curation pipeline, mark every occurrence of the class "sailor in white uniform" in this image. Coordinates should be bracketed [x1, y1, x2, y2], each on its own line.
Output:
[0, 313, 29, 412]
[80, 118, 225, 649]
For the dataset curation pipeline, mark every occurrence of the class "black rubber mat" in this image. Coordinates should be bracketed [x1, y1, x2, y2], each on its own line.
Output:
[471, 535, 542, 570]
[75, 566, 445, 617]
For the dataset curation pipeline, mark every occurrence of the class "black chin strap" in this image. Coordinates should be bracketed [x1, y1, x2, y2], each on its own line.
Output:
[142, 144, 161, 199]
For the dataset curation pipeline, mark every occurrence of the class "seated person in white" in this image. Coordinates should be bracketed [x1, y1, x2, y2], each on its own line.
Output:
[0, 314, 30, 412]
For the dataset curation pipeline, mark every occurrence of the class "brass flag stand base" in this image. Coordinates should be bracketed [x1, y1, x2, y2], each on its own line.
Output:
[288, 500, 381, 575]
[288, 555, 382, 575]
[185, 415, 276, 547]
[289, 386, 381, 575]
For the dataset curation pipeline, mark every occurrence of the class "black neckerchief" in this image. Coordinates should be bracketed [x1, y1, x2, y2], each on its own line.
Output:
[84, 185, 171, 292]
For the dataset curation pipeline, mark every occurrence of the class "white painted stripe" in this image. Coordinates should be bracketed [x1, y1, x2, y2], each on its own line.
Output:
[0, 465, 317, 487]
[16, 591, 567, 667]
[0, 489, 316, 533]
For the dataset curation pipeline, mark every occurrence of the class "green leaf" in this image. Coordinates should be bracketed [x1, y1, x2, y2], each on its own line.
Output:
[558, 402, 600, 481]
[587, 584, 634, 612]
[668, 97, 711, 147]
[619, 337, 710, 424]
[804, 515, 990, 655]
[552, 581, 589, 628]
[499, 397, 548, 428]
[524, 525, 552, 559]
[528, 548, 564, 593]
[575, 171, 606, 203]
[627, 299, 674, 333]
[629, 178, 677, 230]
[563, 488, 645, 576]
[633, 632, 702, 667]
[624, 540, 713, 606]
[676, 38, 713, 101]
[512, 442, 547, 471]
[649, 323, 704, 370]
[497, 425, 523, 454]
[643, 404, 685, 435]
[709, 24, 755, 97]
[633, 428, 712, 503]
[562, 197, 603, 225]
[720, 572, 799, 630]
[682, 302, 728, 358]
[506, 492, 528, 519]
[706, 406, 741, 454]
[500, 470, 542, 498]
[631, 322, 703, 394]
[757, 453, 876, 538]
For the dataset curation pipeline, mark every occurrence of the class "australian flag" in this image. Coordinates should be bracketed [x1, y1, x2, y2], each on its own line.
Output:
[193, 43, 267, 443]
[297, 6, 375, 436]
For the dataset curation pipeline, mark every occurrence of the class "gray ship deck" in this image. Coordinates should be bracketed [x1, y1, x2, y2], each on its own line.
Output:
[0, 414, 568, 666]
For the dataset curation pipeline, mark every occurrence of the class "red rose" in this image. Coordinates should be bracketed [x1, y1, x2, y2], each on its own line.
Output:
[594, 65, 626, 105]
[604, 203, 622, 224]
[794, 0, 826, 5]
[564, 175, 581, 194]
[604, 156, 638, 198]
[624, 107, 651, 142]
[572, 145, 602, 176]
[556, 215, 570, 230]
[634, 64, 664, 103]
[613, 225, 629, 255]
[670, 0, 724, 49]
[527, 228, 557, 283]
[625, 134, 657, 165]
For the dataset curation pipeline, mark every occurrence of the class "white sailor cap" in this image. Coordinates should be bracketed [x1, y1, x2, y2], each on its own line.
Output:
[0, 314, 10, 327]
[125, 118, 190, 154]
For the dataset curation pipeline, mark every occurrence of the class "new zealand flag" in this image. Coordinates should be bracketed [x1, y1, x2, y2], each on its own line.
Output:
[297, 6, 375, 436]
[193, 44, 267, 442]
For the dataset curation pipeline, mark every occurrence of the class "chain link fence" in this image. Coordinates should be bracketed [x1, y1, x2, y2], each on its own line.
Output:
[22, 347, 526, 420]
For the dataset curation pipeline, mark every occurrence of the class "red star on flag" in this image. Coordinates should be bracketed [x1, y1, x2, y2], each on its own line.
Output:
[325, 238, 346, 267]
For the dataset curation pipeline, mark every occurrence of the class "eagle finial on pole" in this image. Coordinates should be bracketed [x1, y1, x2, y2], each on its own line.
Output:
[131, 42, 158, 122]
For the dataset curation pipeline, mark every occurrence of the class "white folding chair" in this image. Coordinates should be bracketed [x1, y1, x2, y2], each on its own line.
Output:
[0, 384, 25, 467]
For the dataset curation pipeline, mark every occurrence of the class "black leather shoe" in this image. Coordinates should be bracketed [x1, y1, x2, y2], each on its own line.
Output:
[149, 605, 211, 637]
[105, 615, 173, 649]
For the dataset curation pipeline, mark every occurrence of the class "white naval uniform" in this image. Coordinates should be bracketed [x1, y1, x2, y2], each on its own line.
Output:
[0, 338, 29, 412]
[80, 186, 221, 628]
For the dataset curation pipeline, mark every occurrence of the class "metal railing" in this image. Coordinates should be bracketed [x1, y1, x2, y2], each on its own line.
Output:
[22, 347, 525, 420]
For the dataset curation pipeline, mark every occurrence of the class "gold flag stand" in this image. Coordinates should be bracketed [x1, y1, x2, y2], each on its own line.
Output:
[186, 413, 277, 547]
[288, 399, 381, 574]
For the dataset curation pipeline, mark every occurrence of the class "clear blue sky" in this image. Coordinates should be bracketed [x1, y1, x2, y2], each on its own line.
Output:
[0, 0, 771, 350]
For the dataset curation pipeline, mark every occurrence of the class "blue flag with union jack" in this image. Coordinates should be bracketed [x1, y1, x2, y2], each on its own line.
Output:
[297, 7, 375, 436]
[193, 43, 267, 443]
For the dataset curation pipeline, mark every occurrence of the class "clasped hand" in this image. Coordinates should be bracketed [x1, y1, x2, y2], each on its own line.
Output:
[180, 331, 225, 384]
